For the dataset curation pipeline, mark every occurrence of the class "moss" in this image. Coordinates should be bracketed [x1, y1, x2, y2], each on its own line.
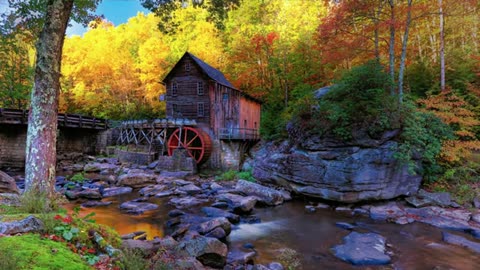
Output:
[0, 234, 91, 270]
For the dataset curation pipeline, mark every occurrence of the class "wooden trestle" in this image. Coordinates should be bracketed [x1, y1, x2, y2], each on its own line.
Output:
[116, 118, 212, 164]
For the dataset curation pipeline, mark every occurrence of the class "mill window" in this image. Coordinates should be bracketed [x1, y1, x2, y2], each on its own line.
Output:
[172, 82, 178, 96]
[197, 102, 205, 117]
[197, 82, 204, 96]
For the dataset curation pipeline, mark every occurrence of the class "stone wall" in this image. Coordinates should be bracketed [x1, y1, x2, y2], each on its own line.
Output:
[116, 149, 156, 165]
[0, 124, 107, 170]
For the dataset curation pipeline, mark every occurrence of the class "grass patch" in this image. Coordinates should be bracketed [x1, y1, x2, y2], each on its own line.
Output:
[120, 247, 149, 270]
[0, 234, 91, 270]
[215, 169, 256, 182]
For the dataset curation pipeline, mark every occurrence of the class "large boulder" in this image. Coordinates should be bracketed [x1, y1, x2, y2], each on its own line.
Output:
[116, 172, 157, 188]
[253, 140, 421, 203]
[0, 170, 19, 194]
[177, 235, 228, 268]
[235, 180, 289, 206]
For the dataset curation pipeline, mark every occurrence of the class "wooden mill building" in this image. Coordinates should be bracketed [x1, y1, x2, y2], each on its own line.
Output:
[161, 52, 262, 169]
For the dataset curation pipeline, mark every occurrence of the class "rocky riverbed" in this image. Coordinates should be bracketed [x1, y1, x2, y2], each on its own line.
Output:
[2, 156, 480, 269]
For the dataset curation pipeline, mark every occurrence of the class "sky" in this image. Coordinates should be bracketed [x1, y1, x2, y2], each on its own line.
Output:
[67, 0, 151, 36]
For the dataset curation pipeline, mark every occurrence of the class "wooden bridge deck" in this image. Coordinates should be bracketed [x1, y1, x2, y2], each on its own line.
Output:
[0, 108, 108, 129]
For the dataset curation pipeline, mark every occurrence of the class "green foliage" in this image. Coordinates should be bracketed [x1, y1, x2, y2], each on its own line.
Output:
[395, 104, 454, 180]
[405, 59, 435, 98]
[236, 170, 256, 182]
[215, 170, 237, 181]
[0, 234, 91, 270]
[215, 169, 256, 182]
[70, 172, 85, 183]
[323, 61, 396, 139]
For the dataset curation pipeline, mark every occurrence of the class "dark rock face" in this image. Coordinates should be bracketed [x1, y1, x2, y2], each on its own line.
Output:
[0, 215, 44, 235]
[253, 140, 421, 203]
[332, 232, 391, 265]
[0, 170, 19, 194]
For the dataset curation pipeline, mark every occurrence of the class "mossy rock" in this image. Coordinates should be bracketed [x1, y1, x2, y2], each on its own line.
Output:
[0, 234, 91, 270]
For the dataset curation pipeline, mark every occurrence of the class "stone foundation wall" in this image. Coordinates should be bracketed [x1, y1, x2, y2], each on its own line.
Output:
[116, 149, 156, 165]
[0, 124, 107, 170]
[157, 148, 197, 173]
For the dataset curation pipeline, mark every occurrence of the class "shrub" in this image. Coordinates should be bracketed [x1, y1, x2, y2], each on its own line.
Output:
[70, 172, 85, 183]
[215, 170, 256, 182]
[120, 247, 148, 270]
[215, 170, 237, 181]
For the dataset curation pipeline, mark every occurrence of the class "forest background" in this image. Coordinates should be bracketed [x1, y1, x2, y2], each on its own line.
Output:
[1, 0, 480, 201]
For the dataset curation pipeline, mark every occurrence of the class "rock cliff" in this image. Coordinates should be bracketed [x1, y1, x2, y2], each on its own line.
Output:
[252, 133, 421, 203]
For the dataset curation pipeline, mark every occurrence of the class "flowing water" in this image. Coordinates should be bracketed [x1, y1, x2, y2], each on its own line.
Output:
[68, 193, 480, 270]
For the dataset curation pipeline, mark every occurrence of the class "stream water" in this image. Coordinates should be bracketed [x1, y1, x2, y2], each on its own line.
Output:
[67, 192, 480, 270]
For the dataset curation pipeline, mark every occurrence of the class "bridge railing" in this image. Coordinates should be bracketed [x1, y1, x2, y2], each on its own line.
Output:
[0, 108, 108, 129]
[218, 128, 260, 141]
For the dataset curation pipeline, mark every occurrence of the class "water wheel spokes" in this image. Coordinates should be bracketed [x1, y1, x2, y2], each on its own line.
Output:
[167, 127, 212, 164]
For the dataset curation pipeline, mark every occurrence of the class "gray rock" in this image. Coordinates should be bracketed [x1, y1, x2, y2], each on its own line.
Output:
[227, 250, 256, 265]
[116, 172, 157, 188]
[267, 262, 284, 270]
[442, 231, 480, 253]
[217, 193, 257, 213]
[417, 189, 452, 207]
[177, 184, 202, 195]
[102, 187, 133, 197]
[197, 217, 232, 235]
[405, 196, 433, 208]
[0, 170, 19, 194]
[210, 182, 224, 190]
[138, 185, 167, 196]
[472, 214, 480, 224]
[253, 140, 421, 203]
[205, 227, 227, 239]
[81, 201, 112, 208]
[177, 236, 228, 268]
[83, 162, 117, 173]
[77, 188, 102, 200]
[168, 209, 186, 217]
[174, 179, 192, 186]
[154, 191, 174, 198]
[305, 205, 317, 213]
[332, 232, 391, 265]
[235, 180, 288, 206]
[169, 196, 208, 209]
[147, 161, 159, 170]
[201, 207, 240, 223]
[119, 201, 158, 214]
[0, 215, 44, 235]
[473, 197, 480, 209]
[336, 222, 355, 230]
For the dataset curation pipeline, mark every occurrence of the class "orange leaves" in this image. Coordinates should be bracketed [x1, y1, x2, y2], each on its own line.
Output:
[420, 90, 480, 165]
[440, 140, 480, 164]
[419, 90, 480, 128]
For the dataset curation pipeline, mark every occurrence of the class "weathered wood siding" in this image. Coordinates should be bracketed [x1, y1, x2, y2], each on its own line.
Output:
[238, 97, 261, 131]
[210, 83, 244, 135]
[165, 56, 210, 124]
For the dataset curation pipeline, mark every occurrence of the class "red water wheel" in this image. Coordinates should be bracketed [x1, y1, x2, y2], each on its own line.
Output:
[167, 127, 212, 164]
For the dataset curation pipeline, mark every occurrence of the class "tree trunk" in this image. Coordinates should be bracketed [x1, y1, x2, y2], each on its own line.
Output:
[398, 0, 413, 103]
[389, 0, 396, 96]
[439, 0, 445, 91]
[24, 0, 74, 196]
